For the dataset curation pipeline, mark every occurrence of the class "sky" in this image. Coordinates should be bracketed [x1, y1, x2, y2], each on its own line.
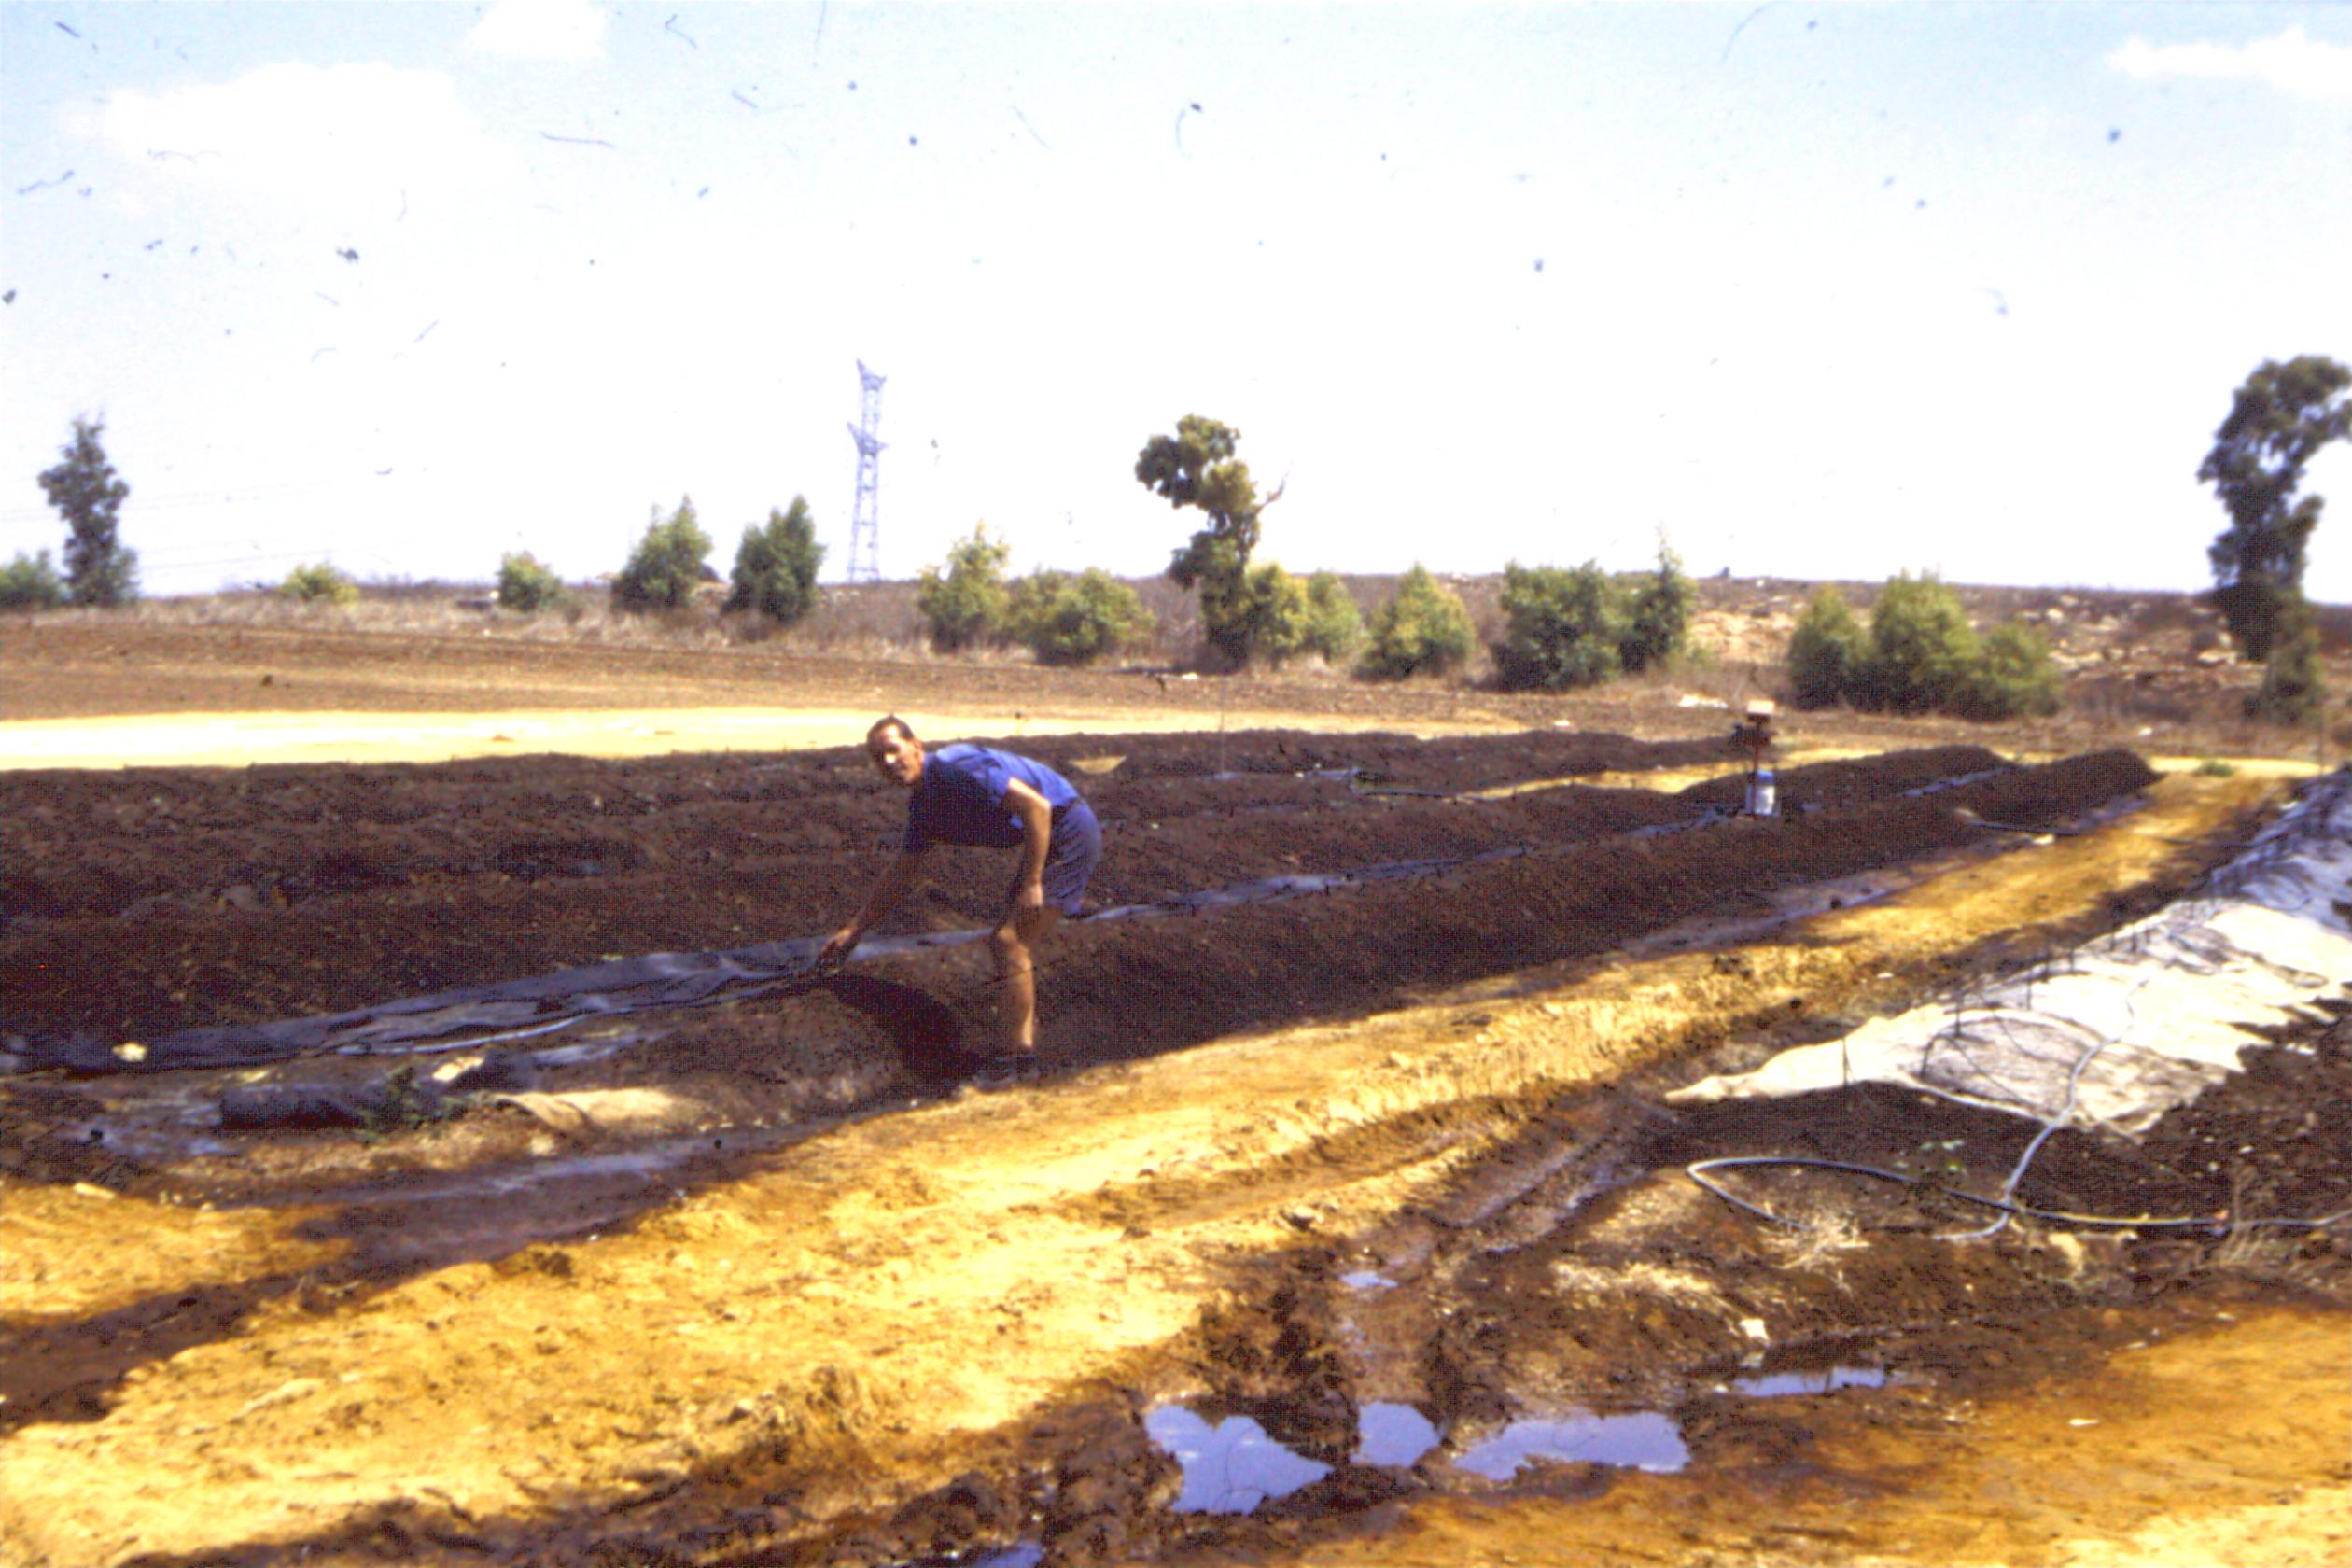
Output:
[3, 1, 2348, 602]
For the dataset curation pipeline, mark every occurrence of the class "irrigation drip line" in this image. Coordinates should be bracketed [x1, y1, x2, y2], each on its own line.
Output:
[1687, 1155, 2352, 1236]
[1933, 973, 2152, 1241]
[333, 973, 811, 1058]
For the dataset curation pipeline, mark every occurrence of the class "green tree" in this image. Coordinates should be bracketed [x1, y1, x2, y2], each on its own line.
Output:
[1136, 415, 1281, 665]
[497, 552, 571, 612]
[37, 417, 137, 607]
[1619, 538, 1693, 673]
[0, 551, 67, 610]
[2200, 356, 2351, 661]
[1360, 564, 1476, 680]
[614, 496, 713, 611]
[1300, 571, 1365, 665]
[1857, 572, 1981, 714]
[916, 525, 1014, 651]
[727, 497, 824, 624]
[1005, 567, 1153, 665]
[1491, 561, 1626, 690]
[2246, 594, 2324, 727]
[1962, 621, 2064, 720]
[279, 562, 359, 605]
[1785, 586, 1868, 707]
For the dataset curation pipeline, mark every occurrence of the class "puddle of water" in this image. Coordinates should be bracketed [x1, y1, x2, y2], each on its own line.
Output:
[968, 1547, 1043, 1568]
[1453, 1411, 1689, 1480]
[1339, 1270, 1396, 1291]
[1144, 1407, 1332, 1513]
[77, 1119, 239, 1162]
[1354, 1402, 1440, 1467]
[1729, 1365, 1888, 1397]
[893, 1544, 1041, 1568]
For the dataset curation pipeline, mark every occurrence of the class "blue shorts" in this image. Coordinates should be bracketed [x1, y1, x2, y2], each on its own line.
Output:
[1041, 800, 1101, 916]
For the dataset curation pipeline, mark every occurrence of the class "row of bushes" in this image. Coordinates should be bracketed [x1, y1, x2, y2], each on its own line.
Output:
[592, 497, 824, 622]
[912, 525, 1490, 678]
[5, 553, 373, 609]
[1787, 575, 2062, 721]
[1490, 548, 1693, 690]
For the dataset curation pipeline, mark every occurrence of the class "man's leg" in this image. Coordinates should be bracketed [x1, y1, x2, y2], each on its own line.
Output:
[988, 904, 1062, 1052]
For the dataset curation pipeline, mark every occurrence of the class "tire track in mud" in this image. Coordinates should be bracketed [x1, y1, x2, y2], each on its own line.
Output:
[0, 759, 2283, 1568]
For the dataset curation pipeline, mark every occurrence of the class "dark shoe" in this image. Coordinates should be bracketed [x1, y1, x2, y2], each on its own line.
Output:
[972, 1053, 1043, 1092]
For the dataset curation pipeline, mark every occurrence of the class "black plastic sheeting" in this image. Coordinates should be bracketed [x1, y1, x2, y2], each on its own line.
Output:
[17, 834, 1723, 1077]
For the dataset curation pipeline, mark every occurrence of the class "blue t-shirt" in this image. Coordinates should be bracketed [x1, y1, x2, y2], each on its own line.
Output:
[903, 744, 1082, 853]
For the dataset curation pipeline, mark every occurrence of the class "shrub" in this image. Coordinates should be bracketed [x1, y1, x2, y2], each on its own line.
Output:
[727, 497, 824, 624]
[1855, 572, 1981, 714]
[0, 550, 66, 610]
[1360, 564, 1475, 679]
[1785, 587, 1869, 707]
[916, 525, 1013, 651]
[1006, 567, 1153, 665]
[1790, 575, 2065, 722]
[1491, 561, 1626, 690]
[614, 497, 713, 612]
[1962, 621, 2063, 720]
[279, 561, 359, 605]
[1300, 571, 1365, 665]
[1220, 561, 1358, 667]
[1619, 539, 1693, 673]
[496, 552, 571, 612]
[1228, 562, 1312, 665]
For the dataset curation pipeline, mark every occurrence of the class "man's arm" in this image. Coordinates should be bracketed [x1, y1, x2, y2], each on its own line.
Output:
[821, 847, 930, 966]
[1003, 778, 1054, 913]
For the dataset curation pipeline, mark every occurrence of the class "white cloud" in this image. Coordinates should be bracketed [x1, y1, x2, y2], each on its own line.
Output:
[468, 0, 608, 63]
[2109, 24, 2352, 102]
[91, 63, 522, 210]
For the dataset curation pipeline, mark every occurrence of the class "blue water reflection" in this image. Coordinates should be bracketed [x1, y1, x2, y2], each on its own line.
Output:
[1353, 1402, 1440, 1467]
[1730, 1365, 1887, 1396]
[1142, 1407, 1332, 1513]
[1454, 1410, 1689, 1479]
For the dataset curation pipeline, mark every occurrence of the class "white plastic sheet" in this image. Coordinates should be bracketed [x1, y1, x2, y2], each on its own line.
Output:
[1671, 769, 2352, 1134]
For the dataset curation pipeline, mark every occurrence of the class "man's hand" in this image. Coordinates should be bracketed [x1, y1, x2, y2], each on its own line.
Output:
[819, 927, 861, 971]
[1012, 880, 1045, 917]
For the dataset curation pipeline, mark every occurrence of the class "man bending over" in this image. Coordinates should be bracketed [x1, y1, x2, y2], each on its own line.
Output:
[820, 715, 1101, 1089]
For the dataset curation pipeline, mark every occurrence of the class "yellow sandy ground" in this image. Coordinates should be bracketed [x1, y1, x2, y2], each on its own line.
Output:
[0, 1184, 346, 1326]
[0, 706, 1515, 770]
[0, 774, 2297, 1566]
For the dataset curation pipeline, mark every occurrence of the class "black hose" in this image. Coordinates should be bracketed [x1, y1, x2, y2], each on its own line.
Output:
[1687, 1155, 2352, 1234]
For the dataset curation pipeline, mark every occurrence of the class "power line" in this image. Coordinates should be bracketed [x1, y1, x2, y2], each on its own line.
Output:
[0, 468, 413, 525]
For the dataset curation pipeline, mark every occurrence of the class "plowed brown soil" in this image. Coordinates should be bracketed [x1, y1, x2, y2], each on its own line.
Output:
[2, 625, 2345, 1568]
